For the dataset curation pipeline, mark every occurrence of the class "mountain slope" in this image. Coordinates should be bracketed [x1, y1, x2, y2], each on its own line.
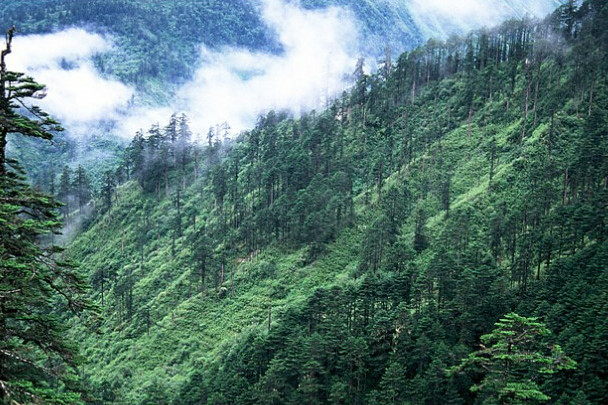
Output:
[61, 2, 608, 404]
[0, 0, 278, 85]
[0, 0, 563, 87]
[0, 0, 565, 191]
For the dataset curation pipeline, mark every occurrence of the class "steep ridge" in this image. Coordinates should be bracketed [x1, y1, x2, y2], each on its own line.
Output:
[62, 2, 608, 404]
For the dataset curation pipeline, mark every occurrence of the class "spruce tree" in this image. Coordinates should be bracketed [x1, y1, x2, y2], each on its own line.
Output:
[0, 27, 93, 404]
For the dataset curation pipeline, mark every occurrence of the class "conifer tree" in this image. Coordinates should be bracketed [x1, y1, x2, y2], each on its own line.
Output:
[57, 165, 72, 218]
[72, 165, 91, 210]
[449, 313, 576, 405]
[0, 27, 94, 404]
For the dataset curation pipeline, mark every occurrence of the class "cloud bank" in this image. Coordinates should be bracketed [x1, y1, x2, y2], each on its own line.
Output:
[8, 0, 563, 141]
[170, 0, 360, 134]
[406, 0, 561, 38]
[10, 28, 134, 128]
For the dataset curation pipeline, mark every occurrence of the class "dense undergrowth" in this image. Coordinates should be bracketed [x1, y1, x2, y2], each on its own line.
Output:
[60, 2, 608, 404]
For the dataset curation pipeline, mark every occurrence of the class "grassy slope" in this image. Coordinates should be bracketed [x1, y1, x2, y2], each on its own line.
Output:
[67, 178, 363, 402]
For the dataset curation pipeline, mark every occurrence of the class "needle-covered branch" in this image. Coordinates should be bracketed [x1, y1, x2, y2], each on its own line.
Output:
[0, 27, 96, 405]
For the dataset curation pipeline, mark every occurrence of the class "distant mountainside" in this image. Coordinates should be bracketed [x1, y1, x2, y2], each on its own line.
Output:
[0, 0, 279, 86]
[300, 0, 563, 52]
[0, 0, 563, 189]
[401, 0, 564, 39]
[0, 0, 562, 86]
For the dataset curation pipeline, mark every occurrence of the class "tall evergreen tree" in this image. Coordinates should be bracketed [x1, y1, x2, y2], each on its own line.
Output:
[57, 165, 72, 218]
[72, 165, 91, 210]
[0, 27, 94, 404]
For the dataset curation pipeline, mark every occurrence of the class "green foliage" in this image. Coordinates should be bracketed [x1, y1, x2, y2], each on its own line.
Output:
[449, 313, 576, 404]
[39, 1, 608, 404]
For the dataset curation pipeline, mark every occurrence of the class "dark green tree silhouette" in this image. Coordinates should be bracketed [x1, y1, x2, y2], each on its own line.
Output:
[0, 27, 94, 404]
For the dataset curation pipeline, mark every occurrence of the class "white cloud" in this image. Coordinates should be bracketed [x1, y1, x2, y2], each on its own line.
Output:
[118, 105, 175, 138]
[405, 0, 561, 38]
[10, 28, 134, 126]
[175, 0, 359, 134]
[10, 28, 110, 68]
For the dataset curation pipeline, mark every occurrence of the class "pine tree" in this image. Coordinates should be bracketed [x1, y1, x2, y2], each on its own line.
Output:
[72, 165, 91, 210]
[57, 165, 73, 218]
[449, 313, 576, 404]
[0, 27, 94, 404]
[100, 170, 115, 211]
[0, 27, 62, 176]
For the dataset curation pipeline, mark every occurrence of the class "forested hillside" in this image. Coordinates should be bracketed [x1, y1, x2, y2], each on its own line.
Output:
[42, 1, 608, 404]
[0, 0, 559, 90]
[0, 0, 278, 85]
[0, 0, 562, 198]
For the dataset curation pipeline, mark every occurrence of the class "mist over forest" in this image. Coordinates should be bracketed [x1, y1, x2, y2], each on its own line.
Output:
[2, 1, 608, 405]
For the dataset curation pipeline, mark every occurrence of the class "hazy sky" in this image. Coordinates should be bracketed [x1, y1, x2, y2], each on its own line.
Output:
[406, 0, 561, 38]
[8, 0, 561, 140]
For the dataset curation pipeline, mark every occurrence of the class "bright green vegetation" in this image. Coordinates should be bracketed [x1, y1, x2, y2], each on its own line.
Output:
[448, 313, 577, 404]
[2, 0, 608, 404]
[50, 2, 608, 404]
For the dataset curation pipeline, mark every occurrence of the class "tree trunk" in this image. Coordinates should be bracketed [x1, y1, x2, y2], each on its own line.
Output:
[521, 71, 531, 141]
[588, 71, 595, 117]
